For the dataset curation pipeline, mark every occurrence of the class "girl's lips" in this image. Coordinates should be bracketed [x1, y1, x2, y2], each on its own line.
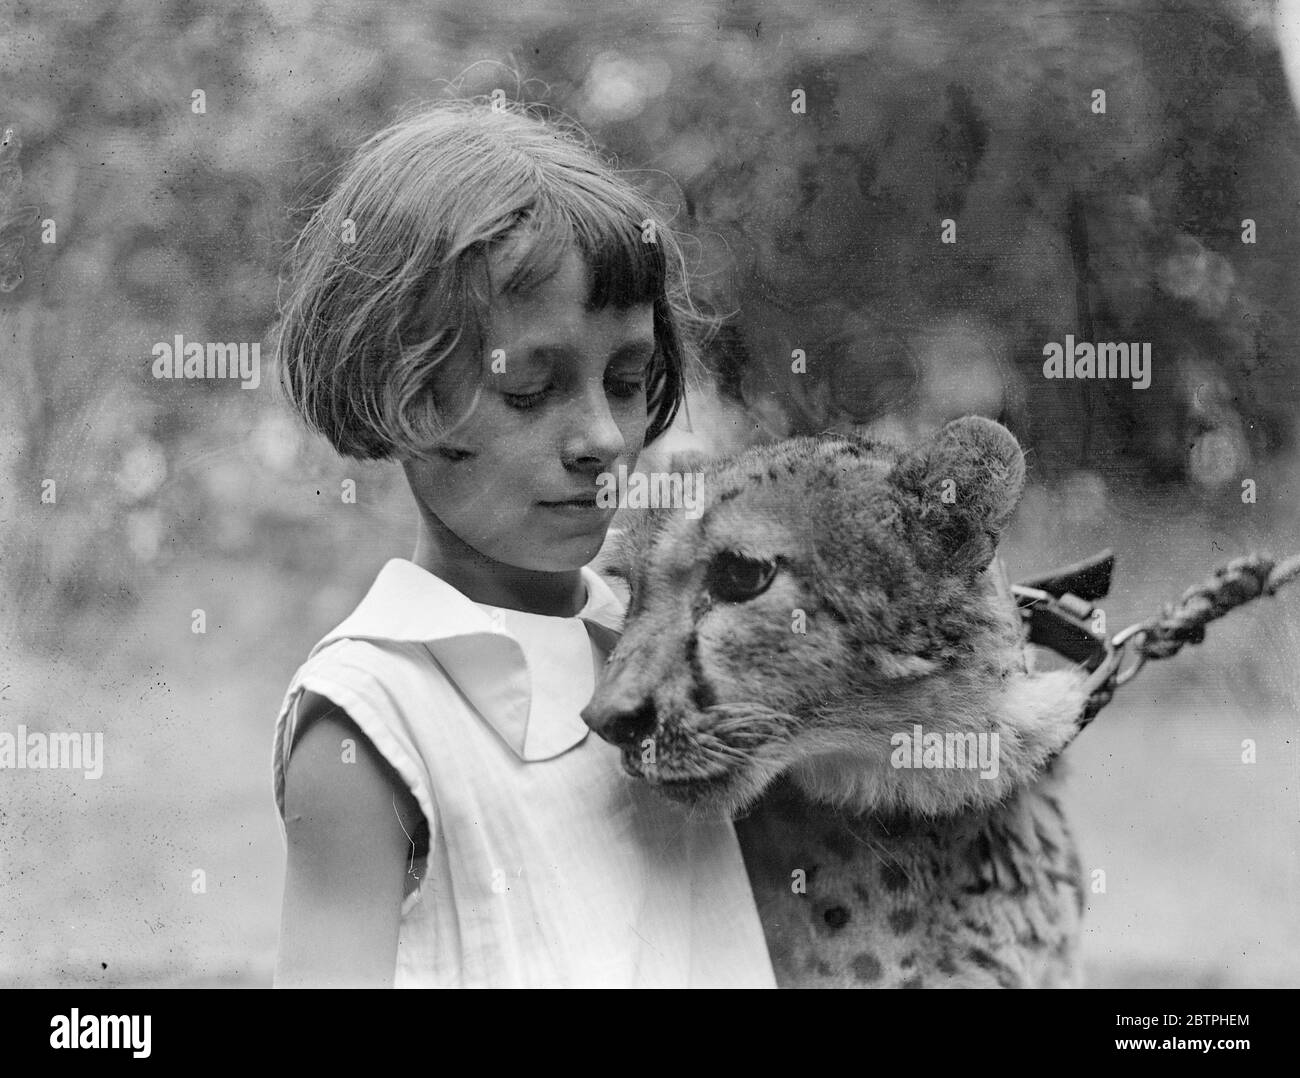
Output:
[538, 497, 605, 509]
[537, 498, 615, 529]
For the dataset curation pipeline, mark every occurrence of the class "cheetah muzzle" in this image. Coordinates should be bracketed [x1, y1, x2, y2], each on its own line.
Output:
[582, 416, 1089, 988]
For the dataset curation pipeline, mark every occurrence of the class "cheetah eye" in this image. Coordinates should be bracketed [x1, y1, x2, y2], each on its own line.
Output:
[706, 552, 778, 603]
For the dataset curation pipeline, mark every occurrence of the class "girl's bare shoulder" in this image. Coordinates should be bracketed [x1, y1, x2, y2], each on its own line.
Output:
[283, 691, 424, 856]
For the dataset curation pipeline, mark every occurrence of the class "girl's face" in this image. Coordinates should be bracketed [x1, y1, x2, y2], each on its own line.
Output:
[404, 246, 655, 579]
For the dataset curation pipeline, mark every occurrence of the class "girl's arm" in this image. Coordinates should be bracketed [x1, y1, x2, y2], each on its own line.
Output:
[274, 691, 423, 988]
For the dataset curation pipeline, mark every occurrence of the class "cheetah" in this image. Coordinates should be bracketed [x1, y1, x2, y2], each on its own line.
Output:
[582, 416, 1090, 987]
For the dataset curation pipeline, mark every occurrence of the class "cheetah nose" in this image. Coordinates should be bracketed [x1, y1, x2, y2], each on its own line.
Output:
[581, 696, 659, 749]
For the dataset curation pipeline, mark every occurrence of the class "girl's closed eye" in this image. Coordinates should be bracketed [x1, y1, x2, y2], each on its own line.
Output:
[606, 365, 648, 399]
[503, 386, 550, 410]
[498, 360, 651, 410]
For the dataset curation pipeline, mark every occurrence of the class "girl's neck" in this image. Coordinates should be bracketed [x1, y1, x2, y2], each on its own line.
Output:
[410, 507, 587, 617]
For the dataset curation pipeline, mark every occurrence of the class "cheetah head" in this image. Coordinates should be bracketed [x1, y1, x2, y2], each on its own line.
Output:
[581, 416, 1085, 817]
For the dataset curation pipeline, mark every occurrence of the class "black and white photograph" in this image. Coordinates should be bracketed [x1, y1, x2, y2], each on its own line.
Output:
[2, 0, 1299, 1027]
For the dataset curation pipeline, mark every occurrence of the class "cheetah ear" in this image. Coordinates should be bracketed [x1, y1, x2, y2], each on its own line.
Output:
[890, 416, 1026, 575]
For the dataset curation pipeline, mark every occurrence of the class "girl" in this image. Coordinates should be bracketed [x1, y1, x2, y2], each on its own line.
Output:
[270, 98, 776, 988]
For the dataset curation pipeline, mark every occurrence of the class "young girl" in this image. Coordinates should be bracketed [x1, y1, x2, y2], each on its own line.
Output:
[270, 99, 776, 988]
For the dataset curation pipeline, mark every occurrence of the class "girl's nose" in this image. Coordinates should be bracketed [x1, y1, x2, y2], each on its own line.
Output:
[564, 392, 626, 468]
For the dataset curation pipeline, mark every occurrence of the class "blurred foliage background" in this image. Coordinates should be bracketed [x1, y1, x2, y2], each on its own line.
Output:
[1, 0, 1297, 987]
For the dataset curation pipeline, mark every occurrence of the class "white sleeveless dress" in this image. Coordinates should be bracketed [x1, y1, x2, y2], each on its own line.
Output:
[271, 558, 775, 988]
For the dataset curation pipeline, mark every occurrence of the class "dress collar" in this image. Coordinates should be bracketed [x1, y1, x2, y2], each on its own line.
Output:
[306, 559, 625, 761]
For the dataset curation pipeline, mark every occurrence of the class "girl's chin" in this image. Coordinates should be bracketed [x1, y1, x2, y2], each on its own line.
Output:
[495, 529, 610, 575]
[542, 533, 610, 571]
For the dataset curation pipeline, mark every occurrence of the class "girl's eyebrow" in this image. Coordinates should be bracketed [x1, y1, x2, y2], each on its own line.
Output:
[513, 338, 656, 362]
[610, 339, 657, 362]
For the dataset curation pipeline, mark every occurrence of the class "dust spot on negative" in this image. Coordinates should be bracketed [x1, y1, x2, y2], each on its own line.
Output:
[879, 861, 911, 893]
[851, 952, 883, 983]
[888, 907, 918, 934]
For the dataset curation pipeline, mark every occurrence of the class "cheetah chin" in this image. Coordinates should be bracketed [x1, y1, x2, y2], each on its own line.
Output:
[583, 416, 1090, 988]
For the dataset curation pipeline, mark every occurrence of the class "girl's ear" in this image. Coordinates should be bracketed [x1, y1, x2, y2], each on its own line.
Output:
[890, 416, 1027, 576]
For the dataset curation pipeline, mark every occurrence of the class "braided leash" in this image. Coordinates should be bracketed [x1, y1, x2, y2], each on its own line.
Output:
[1079, 552, 1300, 724]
